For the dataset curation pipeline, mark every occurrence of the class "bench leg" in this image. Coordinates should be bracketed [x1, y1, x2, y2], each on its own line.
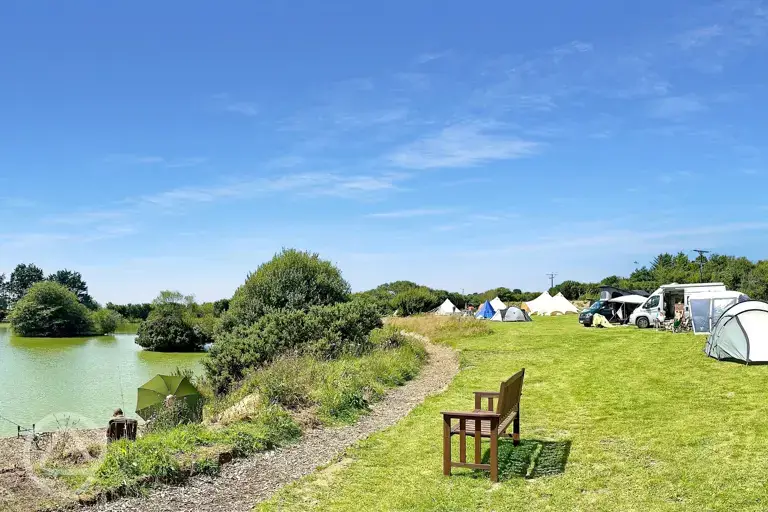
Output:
[443, 416, 452, 476]
[474, 421, 481, 463]
[513, 409, 520, 446]
[490, 427, 499, 482]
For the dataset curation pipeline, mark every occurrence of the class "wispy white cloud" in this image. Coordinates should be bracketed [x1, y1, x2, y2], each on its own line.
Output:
[414, 51, 450, 65]
[647, 95, 706, 119]
[388, 122, 539, 169]
[135, 172, 404, 210]
[676, 25, 724, 49]
[224, 102, 259, 116]
[393, 72, 430, 92]
[658, 170, 695, 184]
[331, 107, 409, 128]
[434, 222, 473, 232]
[0, 224, 138, 250]
[45, 210, 126, 225]
[550, 40, 594, 59]
[366, 208, 451, 219]
[213, 93, 259, 116]
[104, 154, 207, 169]
[460, 221, 768, 257]
[0, 197, 37, 208]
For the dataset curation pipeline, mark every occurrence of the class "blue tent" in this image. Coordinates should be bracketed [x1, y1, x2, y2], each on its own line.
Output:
[475, 300, 495, 319]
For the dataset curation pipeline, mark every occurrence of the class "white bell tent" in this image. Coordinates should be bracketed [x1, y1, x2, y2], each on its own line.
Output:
[433, 299, 459, 316]
[524, 292, 555, 315]
[551, 292, 579, 314]
[490, 297, 507, 312]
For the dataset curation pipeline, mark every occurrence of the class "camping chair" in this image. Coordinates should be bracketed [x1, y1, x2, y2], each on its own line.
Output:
[107, 417, 138, 442]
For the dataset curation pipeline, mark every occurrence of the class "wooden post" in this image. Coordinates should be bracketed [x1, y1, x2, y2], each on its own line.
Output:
[474, 419, 482, 463]
[443, 416, 452, 476]
[488, 397, 494, 411]
[459, 419, 466, 463]
[513, 408, 520, 446]
[490, 418, 499, 482]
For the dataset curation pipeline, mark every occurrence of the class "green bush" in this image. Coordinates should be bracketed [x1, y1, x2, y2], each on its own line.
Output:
[135, 310, 205, 352]
[205, 300, 382, 393]
[390, 287, 440, 316]
[91, 308, 122, 335]
[9, 281, 95, 337]
[225, 249, 351, 328]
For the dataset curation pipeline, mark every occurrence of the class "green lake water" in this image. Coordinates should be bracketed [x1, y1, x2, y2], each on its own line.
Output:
[0, 324, 205, 437]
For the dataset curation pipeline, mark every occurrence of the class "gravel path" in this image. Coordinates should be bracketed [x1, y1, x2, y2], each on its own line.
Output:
[88, 336, 458, 512]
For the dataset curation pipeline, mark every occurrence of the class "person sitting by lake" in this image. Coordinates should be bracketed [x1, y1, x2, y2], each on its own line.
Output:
[106, 408, 137, 442]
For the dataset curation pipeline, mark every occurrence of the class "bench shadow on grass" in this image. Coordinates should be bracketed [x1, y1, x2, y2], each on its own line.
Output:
[468, 439, 571, 481]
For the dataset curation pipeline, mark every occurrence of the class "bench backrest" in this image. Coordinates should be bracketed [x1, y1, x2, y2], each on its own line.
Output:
[496, 369, 525, 431]
[107, 417, 138, 442]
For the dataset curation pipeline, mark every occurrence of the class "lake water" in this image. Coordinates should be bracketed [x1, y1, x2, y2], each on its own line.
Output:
[0, 324, 205, 437]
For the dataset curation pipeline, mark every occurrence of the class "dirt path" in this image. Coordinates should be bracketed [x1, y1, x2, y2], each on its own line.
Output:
[88, 336, 458, 512]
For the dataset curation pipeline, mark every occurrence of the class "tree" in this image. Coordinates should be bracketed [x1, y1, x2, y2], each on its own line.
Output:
[390, 287, 440, 316]
[47, 269, 98, 310]
[135, 311, 205, 352]
[106, 302, 152, 321]
[227, 249, 351, 328]
[0, 273, 8, 321]
[8, 263, 44, 304]
[206, 300, 382, 393]
[152, 290, 195, 307]
[91, 308, 122, 334]
[600, 275, 621, 287]
[9, 281, 94, 337]
[213, 298, 230, 317]
[555, 280, 584, 301]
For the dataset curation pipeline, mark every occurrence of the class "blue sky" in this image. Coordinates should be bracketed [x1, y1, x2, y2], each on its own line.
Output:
[2, 1, 768, 304]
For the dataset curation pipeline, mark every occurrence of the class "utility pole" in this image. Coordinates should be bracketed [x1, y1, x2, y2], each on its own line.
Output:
[546, 272, 557, 290]
[692, 249, 710, 282]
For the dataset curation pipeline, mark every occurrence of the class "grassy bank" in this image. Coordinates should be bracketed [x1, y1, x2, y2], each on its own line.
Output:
[36, 332, 428, 505]
[261, 315, 768, 511]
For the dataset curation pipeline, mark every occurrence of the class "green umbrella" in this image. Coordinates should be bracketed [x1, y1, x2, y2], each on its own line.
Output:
[136, 374, 201, 421]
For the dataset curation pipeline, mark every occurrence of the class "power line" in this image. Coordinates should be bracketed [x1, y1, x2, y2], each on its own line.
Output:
[546, 272, 558, 289]
[692, 249, 710, 281]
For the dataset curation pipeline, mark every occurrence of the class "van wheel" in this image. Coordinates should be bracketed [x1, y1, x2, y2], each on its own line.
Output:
[636, 317, 650, 329]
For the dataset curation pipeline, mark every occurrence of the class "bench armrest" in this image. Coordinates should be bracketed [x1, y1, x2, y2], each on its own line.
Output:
[441, 410, 500, 419]
[473, 391, 500, 398]
[473, 391, 500, 411]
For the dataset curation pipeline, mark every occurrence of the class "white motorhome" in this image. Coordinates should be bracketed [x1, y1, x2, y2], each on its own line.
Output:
[629, 283, 726, 329]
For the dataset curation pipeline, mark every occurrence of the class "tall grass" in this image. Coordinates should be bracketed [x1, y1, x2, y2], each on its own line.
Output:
[212, 331, 427, 425]
[387, 315, 493, 343]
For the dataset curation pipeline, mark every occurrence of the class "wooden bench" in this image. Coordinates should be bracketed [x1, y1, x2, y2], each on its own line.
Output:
[441, 369, 524, 482]
[106, 417, 138, 442]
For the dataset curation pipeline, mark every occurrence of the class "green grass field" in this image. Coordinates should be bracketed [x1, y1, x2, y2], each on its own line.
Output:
[260, 315, 768, 511]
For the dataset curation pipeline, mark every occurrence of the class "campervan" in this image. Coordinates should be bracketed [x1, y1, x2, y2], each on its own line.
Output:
[629, 283, 726, 329]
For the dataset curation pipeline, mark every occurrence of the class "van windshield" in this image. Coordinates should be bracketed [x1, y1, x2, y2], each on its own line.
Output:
[588, 301, 603, 312]
[644, 295, 660, 309]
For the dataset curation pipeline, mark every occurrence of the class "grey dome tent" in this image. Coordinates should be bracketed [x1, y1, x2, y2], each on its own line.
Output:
[490, 307, 532, 322]
[705, 300, 768, 363]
